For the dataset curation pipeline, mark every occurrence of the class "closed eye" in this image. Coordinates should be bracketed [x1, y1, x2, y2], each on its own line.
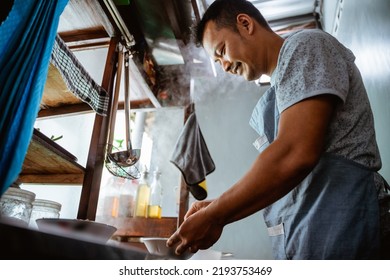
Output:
[213, 44, 225, 64]
[215, 45, 225, 59]
[219, 45, 225, 58]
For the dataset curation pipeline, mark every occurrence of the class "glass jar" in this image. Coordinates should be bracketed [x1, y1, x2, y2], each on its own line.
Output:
[102, 176, 125, 218]
[0, 187, 36, 226]
[134, 168, 150, 218]
[148, 169, 163, 218]
[119, 179, 137, 218]
[29, 199, 62, 229]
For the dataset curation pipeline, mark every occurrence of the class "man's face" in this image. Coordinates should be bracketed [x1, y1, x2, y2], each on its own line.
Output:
[202, 19, 262, 81]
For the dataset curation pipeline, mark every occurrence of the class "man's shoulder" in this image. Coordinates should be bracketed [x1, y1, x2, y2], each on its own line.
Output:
[285, 29, 333, 45]
[280, 29, 339, 58]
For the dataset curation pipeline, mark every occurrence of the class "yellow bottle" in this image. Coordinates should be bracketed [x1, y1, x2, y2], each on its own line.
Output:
[134, 169, 150, 218]
[147, 205, 161, 219]
[148, 169, 163, 218]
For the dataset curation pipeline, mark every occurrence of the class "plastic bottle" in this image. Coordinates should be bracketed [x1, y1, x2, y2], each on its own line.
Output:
[148, 169, 163, 218]
[134, 168, 150, 218]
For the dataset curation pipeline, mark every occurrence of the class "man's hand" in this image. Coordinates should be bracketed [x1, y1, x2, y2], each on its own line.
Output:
[184, 200, 213, 220]
[167, 203, 223, 255]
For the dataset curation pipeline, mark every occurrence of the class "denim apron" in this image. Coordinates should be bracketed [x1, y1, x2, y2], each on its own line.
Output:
[250, 87, 387, 259]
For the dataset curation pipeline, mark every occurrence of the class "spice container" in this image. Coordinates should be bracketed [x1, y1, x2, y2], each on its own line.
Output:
[29, 199, 62, 229]
[0, 187, 36, 226]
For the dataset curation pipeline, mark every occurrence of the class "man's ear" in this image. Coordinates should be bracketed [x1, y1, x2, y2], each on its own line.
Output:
[236, 14, 254, 35]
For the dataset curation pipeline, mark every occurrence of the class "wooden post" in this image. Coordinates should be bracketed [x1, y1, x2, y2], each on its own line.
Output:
[77, 37, 118, 220]
[177, 102, 194, 226]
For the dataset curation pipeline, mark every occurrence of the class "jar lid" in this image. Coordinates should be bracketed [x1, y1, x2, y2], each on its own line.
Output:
[32, 199, 62, 211]
[1, 187, 36, 203]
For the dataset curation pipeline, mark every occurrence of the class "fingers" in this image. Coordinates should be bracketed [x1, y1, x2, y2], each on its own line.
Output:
[167, 230, 188, 254]
[167, 229, 193, 256]
[189, 246, 199, 254]
[184, 202, 200, 220]
[167, 235, 189, 255]
[174, 242, 189, 255]
[167, 206, 216, 256]
[184, 200, 210, 220]
[184, 210, 194, 220]
[166, 231, 179, 247]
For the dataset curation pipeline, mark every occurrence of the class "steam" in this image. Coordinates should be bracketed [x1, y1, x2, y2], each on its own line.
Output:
[155, 40, 266, 107]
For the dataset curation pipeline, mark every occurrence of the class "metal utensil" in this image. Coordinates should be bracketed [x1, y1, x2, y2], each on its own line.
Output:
[106, 46, 124, 156]
[122, 51, 141, 166]
[105, 47, 140, 179]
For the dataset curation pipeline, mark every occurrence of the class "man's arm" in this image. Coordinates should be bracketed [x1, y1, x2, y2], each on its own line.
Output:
[168, 94, 338, 253]
[208, 94, 338, 224]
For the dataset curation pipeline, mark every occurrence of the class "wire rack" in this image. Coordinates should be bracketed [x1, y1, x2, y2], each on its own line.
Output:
[104, 145, 140, 179]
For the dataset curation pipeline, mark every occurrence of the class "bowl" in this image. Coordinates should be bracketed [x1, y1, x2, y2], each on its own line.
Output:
[36, 218, 117, 242]
[141, 237, 194, 260]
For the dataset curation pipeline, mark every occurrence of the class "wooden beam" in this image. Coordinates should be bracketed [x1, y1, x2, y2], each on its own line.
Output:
[59, 27, 111, 51]
[97, 217, 178, 238]
[177, 178, 189, 226]
[77, 37, 119, 220]
[37, 103, 94, 119]
[36, 99, 154, 119]
[67, 40, 111, 51]
[58, 27, 109, 43]
[18, 174, 84, 185]
[116, 99, 153, 111]
[177, 103, 193, 226]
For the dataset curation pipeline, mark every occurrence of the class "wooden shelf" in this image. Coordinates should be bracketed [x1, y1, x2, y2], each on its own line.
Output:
[18, 128, 85, 184]
[15, 1, 190, 243]
[96, 216, 178, 238]
[40, 63, 83, 110]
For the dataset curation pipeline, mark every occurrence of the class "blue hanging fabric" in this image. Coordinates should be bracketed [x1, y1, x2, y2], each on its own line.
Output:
[0, 0, 69, 195]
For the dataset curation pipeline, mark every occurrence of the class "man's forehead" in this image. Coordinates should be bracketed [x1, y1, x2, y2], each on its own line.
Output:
[202, 21, 220, 55]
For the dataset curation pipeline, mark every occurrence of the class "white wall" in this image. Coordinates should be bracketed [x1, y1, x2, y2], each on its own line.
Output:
[323, 0, 390, 181]
[321, 0, 338, 32]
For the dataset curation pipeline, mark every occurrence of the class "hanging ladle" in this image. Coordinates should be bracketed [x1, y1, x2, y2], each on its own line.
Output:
[107, 49, 140, 167]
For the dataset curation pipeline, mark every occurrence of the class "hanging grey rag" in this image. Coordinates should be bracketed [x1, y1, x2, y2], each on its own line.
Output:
[170, 112, 215, 200]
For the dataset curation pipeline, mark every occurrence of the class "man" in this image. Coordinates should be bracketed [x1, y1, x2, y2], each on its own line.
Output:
[167, 0, 389, 259]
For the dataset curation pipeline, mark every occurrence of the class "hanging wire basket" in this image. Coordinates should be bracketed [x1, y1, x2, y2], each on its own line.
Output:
[103, 48, 141, 180]
[105, 144, 141, 179]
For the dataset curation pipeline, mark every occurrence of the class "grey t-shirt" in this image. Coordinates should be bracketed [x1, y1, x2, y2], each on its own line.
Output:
[273, 29, 381, 170]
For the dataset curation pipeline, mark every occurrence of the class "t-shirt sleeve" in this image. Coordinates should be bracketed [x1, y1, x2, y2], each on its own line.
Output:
[275, 30, 355, 113]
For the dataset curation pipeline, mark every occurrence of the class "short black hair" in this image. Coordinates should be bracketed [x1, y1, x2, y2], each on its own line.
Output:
[192, 0, 271, 47]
